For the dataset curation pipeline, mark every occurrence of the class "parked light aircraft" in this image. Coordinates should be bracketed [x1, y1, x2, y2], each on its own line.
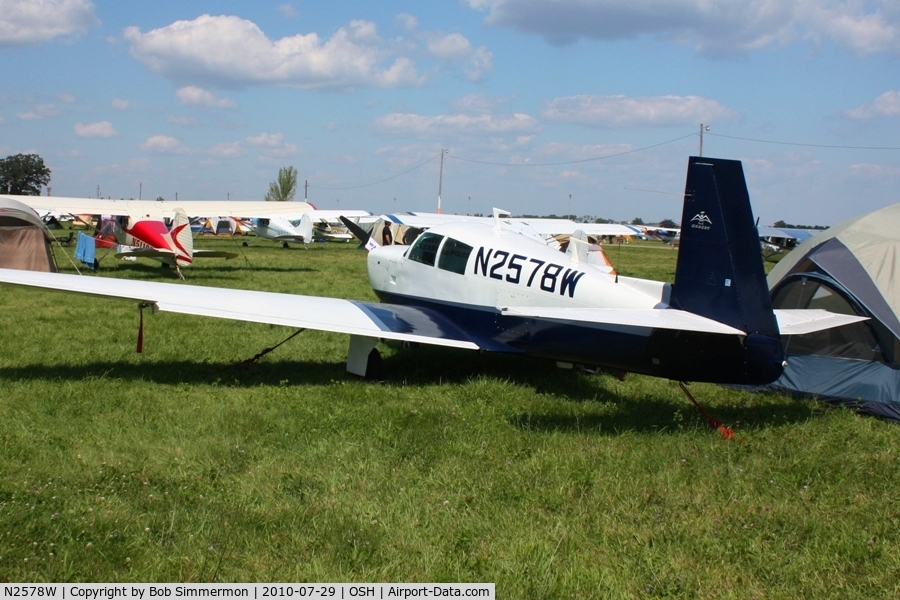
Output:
[0, 157, 864, 385]
[243, 210, 371, 247]
[369, 212, 642, 250]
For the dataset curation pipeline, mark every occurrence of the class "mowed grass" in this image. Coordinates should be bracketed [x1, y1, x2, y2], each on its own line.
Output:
[0, 235, 899, 597]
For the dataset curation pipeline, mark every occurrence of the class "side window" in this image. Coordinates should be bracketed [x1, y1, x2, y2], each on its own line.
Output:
[407, 232, 444, 266]
[438, 238, 473, 275]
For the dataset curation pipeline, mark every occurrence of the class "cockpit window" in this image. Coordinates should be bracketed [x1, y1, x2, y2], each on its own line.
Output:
[438, 238, 473, 275]
[407, 232, 444, 266]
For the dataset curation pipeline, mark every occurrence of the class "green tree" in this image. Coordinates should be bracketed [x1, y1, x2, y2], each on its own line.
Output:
[0, 153, 51, 195]
[265, 166, 298, 202]
[659, 218, 677, 229]
[631, 217, 645, 225]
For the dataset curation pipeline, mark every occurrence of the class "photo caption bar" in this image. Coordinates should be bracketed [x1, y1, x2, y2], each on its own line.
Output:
[1, 584, 495, 600]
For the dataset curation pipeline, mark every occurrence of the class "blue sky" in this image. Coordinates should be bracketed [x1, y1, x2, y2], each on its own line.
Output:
[1, 0, 898, 226]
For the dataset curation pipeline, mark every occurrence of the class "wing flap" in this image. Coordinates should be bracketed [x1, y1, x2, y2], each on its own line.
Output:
[0, 269, 479, 350]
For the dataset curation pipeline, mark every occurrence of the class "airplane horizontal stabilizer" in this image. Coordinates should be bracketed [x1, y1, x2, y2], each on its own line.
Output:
[773, 309, 868, 335]
[499, 306, 745, 335]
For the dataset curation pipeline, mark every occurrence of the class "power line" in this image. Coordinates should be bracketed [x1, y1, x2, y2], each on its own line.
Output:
[308, 153, 441, 191]
[446, 133, 697, 166]
[707, 132, 900, 151]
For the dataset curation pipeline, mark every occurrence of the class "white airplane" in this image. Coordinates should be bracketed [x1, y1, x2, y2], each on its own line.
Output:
[370, 212, 640, 249]
[0, 157, 865, 386]
[244, 214, 315, 248]
[244, 210, 371, 247]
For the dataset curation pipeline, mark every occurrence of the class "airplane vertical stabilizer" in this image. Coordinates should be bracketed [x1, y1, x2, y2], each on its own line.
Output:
[171, 208, 194, 267]
[671, 157, 779, 340]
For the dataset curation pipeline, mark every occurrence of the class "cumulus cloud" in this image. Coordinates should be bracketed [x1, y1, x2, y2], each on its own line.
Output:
[465, 0, 900, 57]
[141, 135, 192, 154]
[542, 94, 738, 128]
[844, 91, 900, 120]
[0, 0, 98, 46]
[373, 111, 539, 137]
[74, 120, 117, 138]
[123, 14, 425, 90]
[403, 19, 494, 82]
[176, 86, 236, 109]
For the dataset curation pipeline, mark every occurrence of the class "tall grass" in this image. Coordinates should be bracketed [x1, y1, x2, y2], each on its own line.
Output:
[0, 236, 897, 598]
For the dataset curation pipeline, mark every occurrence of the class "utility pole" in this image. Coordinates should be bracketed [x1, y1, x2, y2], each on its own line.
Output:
[699, 124, 710, 156]
[437, 148, 447, 214]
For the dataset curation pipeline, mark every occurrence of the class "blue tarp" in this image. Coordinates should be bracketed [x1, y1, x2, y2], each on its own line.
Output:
[74, 232, 96, 269]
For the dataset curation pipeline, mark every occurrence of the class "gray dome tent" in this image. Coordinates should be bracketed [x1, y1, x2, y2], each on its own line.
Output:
[766, 203, 900, 421]
[0, 197, 58, 272]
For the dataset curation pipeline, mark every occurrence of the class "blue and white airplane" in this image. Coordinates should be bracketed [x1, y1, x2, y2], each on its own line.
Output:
[0, 157, 863, 384]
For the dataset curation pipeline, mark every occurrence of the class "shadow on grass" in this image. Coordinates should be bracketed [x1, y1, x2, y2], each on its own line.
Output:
[90, 262, 318, 277]
[0, 344, 819, 433]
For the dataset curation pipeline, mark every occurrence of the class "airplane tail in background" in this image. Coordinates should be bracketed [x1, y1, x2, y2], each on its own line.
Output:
[170, 208, 194, 267]
[296, 213, 314, 243]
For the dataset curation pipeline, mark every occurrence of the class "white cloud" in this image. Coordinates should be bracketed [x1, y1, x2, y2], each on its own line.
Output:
[16, 103, 60, 120]
[208, 141, 246, 158]
[465, 0, 900, 57]
[0, 0, 98, 46]
[427, 32, 473, 59]
[246, 131, 298, 156]
[542, 94, 738, 128]
[74, 120, 117, 138]
[246, 132, 286, 147]
[373, 111, 540, 137]
[124, 14, 425, 90]
[140, 135, 192, 154]
[402, 20, 494, 82]
[111, 98, 131, 110]
[844, 91, 900, 120]
[176, 86, 236, 109]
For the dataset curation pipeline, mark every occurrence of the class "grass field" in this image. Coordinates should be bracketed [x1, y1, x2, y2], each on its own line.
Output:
[1, 235, 899, 597]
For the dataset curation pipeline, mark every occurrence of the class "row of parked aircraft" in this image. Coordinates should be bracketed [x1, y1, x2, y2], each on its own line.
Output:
[0, 157, 863, 393]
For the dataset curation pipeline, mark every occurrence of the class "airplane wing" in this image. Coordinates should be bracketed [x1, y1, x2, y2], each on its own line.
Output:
[500, 306, 867, 336]
[0, 268, 480, 352]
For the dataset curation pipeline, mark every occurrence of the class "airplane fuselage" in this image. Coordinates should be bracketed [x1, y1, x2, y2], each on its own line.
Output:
[367, 221, 782, 384]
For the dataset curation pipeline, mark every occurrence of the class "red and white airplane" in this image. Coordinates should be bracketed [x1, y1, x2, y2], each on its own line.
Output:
[0, 157, 864, 386]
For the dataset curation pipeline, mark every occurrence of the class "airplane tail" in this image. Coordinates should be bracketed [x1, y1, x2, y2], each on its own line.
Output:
[296, 213, 314, 243]
[667, 156, 783, 382]
[170, 208, 194, 267]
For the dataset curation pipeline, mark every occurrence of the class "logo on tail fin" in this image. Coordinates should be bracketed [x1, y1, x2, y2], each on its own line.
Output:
[690, 211, 713, 230]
